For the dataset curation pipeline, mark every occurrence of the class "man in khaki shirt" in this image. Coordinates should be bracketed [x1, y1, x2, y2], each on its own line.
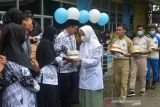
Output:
[111, 24, 133, 100]
[128, 25, 151, 97]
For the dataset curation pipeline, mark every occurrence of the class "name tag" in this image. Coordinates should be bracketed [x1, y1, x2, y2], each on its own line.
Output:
[36, 65, 58, 85]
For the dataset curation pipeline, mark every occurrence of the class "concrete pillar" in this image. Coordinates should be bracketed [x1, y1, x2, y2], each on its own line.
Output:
[16, 0, 19, 9]
[133, 0, 147, 30]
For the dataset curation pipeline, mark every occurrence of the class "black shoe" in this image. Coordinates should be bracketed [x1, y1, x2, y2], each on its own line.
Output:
[127, 91, 135, 97]
[145, 80, 150, 90]
[151, 81, 156, 90]
[139, 91, 145, 96]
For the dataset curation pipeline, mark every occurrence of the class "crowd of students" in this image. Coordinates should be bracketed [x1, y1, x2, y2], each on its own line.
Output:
[0, 7, 160, 107]
[0, 7, 104, 107]
[111, 24, 160, 100]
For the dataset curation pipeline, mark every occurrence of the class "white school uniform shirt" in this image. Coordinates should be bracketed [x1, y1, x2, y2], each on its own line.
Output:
[79, 25, 104, 90]
[113, 36, 132, 59]
[148, 36, 159, 59]
[79, 47, 104, 90]
[36, 65, 58, 85]
[133, 36, 151, 57]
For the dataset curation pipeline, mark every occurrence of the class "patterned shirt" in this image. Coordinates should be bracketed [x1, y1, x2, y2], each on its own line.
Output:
[54, 30, 77, 73]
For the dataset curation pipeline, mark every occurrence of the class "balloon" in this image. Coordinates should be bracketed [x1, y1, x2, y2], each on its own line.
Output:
[98, 13, 109, 26]
[68, 7, 80, 20]
[89, 9, 101, 23]
[79, 10, 89, 24]
[54, 8, 68, 24]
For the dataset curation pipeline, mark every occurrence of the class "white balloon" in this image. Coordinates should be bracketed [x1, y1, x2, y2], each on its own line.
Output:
[67, 7, 80, 20]
[89, 9, 101, 23]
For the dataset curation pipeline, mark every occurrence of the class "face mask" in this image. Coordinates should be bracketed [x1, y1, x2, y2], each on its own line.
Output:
[157, 27, 160, 32]
[81, 36, 87, 42]
[149, 31, 156, 35]
[137, 31, 144, 36]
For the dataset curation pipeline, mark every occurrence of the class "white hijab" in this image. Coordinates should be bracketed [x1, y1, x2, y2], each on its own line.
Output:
[80, 25, 102, 59]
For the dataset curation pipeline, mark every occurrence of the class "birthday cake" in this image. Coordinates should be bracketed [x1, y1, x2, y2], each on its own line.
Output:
[67, 50, 80, 59]
[131, 45, 141, 53]
[110, 44, 122, 53]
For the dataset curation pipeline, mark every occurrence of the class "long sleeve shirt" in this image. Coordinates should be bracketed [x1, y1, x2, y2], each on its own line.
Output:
[54, 30, 77, 73]
[79, 47, 104, 90]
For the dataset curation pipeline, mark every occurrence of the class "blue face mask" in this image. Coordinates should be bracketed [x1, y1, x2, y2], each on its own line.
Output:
[137, 31, 144, 36]
[157, 27, 160, 32]
[149, 31, 156, 36]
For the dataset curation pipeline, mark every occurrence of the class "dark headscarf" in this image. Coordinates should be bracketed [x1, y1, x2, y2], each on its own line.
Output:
[2, 8, 33, 70]
[36, 25, 59, 68]
[3, 8, 24, 25]
[42, 25, 58, 41]
[0, 24, 5, 54]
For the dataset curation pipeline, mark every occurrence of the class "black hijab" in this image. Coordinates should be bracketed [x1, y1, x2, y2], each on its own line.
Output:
[0, 24, 5, 54]
[2, 8, 33, 70]
[36, 25, 59, 68]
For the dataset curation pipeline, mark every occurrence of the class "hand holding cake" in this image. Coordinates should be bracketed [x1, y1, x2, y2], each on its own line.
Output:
[64, 50, 81, 62]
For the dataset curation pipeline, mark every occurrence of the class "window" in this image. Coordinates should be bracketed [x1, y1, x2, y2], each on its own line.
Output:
[102, 0, 109, 10]
[110, 12, 116, 22]
[153, 5, 160, 11]
[110, 23, 116, 32]
[117, 3, 123, 13]
[92, 0, 101, 8]
[117, 14, 123, 23]
[110, 1, 116, 12]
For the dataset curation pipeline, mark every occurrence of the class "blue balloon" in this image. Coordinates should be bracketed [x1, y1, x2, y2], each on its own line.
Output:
[54, 8, 68, 24]
[79, 10, 89, 24]
[98, 13, 109, 26]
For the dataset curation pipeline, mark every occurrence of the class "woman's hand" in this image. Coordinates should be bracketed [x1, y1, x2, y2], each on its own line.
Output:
[31, 58, 40, 72]
[0, 55, 7, 64]
[73, 58, 81, 62]
[0, 55, 7, 72]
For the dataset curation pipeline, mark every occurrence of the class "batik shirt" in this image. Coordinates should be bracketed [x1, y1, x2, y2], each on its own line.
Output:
[54, 30, 77, 73]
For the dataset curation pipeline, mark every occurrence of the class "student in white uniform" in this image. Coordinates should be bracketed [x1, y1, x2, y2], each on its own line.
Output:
[128, 25, 151, 97]
[111, 24, 133, 100]
[156, 24, 160, 82]
[146, 25, 160, 89]
[78, 25, 104, 107]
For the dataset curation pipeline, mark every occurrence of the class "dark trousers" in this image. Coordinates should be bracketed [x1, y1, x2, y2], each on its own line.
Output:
[59, 71, 79, 107]
[0, 89, 2, 107]
[71, 72, 79, 104]
[158, 59, 160, 78]
[59, 73, 72, 107]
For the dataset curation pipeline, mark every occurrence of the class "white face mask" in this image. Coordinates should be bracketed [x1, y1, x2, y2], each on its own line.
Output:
[81, 36, 87, 42]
